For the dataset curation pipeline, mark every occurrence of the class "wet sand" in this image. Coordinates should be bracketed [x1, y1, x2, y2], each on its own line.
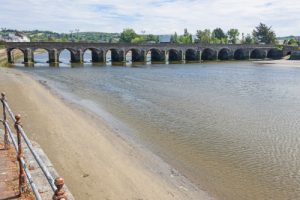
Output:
[0, 68, 212, 200]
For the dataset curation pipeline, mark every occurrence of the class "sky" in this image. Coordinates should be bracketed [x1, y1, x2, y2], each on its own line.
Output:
[0, 0, 299, 36]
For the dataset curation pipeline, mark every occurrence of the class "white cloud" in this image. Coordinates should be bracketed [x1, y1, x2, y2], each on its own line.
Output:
[0, 0, 299, 36]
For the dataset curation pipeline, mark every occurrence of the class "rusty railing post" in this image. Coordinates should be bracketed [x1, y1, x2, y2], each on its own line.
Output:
[14, 114, 27, 195]
[53, 177, 67, 200]
[1, 92, 9, 149]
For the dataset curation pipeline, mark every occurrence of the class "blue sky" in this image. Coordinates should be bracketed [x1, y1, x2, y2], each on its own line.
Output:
[0, 0, 299, 36]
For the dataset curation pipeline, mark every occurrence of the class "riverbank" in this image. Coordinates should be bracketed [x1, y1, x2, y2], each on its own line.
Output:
[0, 68, 212, 199]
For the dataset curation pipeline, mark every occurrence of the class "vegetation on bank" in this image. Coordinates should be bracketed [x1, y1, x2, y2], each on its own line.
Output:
[119, 23, 279, 45]
[1, 23, 299, 46]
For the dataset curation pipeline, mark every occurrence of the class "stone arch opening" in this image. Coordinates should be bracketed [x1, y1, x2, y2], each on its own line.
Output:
[33, 48, 49, 63]
[234, 49, 246, 60]
[83, 48, 101, 63]
[168, 49, 181, 62]
[9, 48, 25, 63]
[58, 49, 75, 63]
[106, 49, 123, 63]
[147, 48, 164, 62]
[267, 49, 282, 59]
[126, 49, 143, 62]
[185, 49, 198, 61]
[202, 48, 216, 61]
[218, 48, 231, 60]
[250, 49, 266, 59]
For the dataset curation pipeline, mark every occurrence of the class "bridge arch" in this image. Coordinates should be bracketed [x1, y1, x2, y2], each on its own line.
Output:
[8, 48, 25, 63]
[168, 49, 182, 62]
[83, 48, 103, 63]
[218, 48, 231, 60]
[202, 48, 216, 61]
[147, 48, 164, 63]
[185, 49, 198, 61]
[250, 49, 266, 59]
[267, 48, 282, 59]
[234, 49, 247, 60]
[33, 48, 50, 63]
[106, 48, 124, 63]
[58, 48, 76, 63]
[125, 48, 143, 62]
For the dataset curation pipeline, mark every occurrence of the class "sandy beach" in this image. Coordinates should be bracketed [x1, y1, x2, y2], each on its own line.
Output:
[0, 67, 212, 200]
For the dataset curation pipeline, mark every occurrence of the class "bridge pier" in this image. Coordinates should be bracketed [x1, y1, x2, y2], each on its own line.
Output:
[164, 51, 169, 64]
[123, 50, 126, 63]
[229, 51, 234, 60]
[91, 50, 105, 63]
[182, 51, 186, 63]
[71, 50, 83, 63]
[216, 51, 219, 61]
[198, 51, 202, 62]
[24, 49, 34, 64]
[143, 51, 148, 63]
[49, 49, 59, 63]
[7, 50, 14, 63]
[264, 50, 268, 59]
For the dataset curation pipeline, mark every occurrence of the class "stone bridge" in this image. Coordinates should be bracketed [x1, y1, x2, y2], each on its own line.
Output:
[5, 42, 283, 64]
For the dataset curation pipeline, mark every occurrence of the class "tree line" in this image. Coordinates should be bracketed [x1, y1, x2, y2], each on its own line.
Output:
[120, 23, 278, 45]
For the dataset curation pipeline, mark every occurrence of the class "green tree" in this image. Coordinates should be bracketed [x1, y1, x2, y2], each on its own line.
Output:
[145, 34, 158, 42]
[288, 38, 298, 46]
[120, 28, 137, 43]
[131, 36, 145, 43]
[196, 29, 211, 43]
[179, 29, 192, 44]
[227, 29, 240, 44]
[244, 34, 253, 44]
[172, 32, 178, 43]
[252, 23, 277, 44]
[212, 28, 226, 40]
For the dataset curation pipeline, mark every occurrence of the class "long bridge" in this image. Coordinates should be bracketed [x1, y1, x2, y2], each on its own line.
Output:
[5, 42, 284, 64]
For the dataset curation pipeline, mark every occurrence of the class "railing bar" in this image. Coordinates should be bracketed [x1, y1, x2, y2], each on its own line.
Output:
[17, 124, 57, 191]
[3, 99, 57, 191]
[2, 95, 68, 199]
[4, 121, 18, 151]
[20, 158, 42, 200]
[3, 101, 15, 122]
[4, 122, 42, 199]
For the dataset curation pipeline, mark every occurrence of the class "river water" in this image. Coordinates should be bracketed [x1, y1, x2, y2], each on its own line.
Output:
[13, 51, 300, 199]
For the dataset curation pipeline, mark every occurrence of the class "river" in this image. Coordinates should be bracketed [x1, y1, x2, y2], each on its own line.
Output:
[11, 51, 300, 199]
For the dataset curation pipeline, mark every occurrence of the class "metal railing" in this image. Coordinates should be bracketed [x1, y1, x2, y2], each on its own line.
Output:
[0, 92, 68, 200]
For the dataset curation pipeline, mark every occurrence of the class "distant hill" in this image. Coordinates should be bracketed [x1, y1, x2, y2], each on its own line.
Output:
[0, 29, 120, 42]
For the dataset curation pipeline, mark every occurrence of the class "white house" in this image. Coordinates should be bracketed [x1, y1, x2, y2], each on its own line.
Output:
[0, 32, 30, 42]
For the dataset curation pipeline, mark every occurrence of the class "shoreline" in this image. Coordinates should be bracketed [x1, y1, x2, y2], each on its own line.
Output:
[0, 68, 213, 199]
